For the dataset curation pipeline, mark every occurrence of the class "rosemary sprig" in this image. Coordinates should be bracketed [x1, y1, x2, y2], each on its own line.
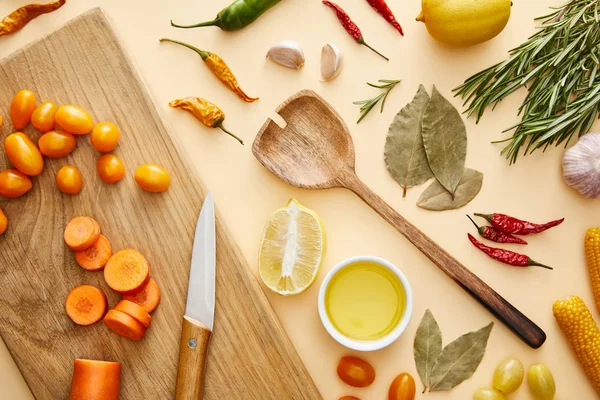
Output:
[354, 79, 401, 123]
[454, 0, 600, 164]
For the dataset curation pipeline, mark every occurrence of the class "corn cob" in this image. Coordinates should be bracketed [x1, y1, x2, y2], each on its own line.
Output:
[553, 296, 600, 395]
[586, 228, 600, 313]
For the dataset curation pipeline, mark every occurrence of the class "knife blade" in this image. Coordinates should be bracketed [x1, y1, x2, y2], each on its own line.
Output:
[175, 193, 216, 400]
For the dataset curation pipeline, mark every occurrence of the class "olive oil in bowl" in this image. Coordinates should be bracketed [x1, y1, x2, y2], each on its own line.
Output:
[318, 256, 413, 351]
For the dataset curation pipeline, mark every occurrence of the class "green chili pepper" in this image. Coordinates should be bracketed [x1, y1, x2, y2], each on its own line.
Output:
[171, 0, 283, 32]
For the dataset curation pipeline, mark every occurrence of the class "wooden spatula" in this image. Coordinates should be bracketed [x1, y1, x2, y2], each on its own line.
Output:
[252, 90, 546, 349]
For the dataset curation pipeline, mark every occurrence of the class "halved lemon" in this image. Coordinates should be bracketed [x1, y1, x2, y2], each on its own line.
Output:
[259, 198, 326, 296]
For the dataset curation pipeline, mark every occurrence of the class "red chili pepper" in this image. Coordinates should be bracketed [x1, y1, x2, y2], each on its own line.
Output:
[467, 215, 527, 245]
[365, 0, 404, 36]
[322, 1, 389, 61]
[474, 213, 564, 235]
[467, 234, 552, 270]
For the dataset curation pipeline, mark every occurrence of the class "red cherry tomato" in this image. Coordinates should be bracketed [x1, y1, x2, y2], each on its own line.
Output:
[97, 154, 125, 184]
[31, 101, 58, 133]
[56, 166, 83, 195]
[55, 105, 94, 135]
[4, 132, 44, 176]
[0, 169, 32, 198]
[337, 356, 376, 388]
[10, 90, 36, 130]
[388, 373, 416, 400]
[91, 122, 120, 152]
[38, 131, 77, 158]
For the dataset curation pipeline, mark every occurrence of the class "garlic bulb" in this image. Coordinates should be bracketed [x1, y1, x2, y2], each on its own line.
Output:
[266, 41, 304, 69]
[563, 132, 600, 198]
[321, 43, 343, 81]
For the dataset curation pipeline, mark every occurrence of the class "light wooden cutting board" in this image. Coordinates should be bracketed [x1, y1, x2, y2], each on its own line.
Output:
[0, 8, 320, 400]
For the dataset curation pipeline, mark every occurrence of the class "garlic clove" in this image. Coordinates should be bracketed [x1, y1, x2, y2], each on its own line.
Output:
[321, 43, 343, 82]
[562, 132, 600, 198]
[266, 40, 305, 69]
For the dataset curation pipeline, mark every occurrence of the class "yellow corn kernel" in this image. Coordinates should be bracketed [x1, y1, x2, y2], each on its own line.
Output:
[553, 296, 600, 395]
[587, 228, 600, 313]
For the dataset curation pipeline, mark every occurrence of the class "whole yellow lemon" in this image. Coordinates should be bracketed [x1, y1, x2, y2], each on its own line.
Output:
[416, 0, 511, 47]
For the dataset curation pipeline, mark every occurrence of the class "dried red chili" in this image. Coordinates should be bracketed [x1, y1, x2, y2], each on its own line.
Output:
[467, 215, 527, 245]
[467, 234, 552, 270]
[365, 0, 403, 36]
[0, 0, 66, 37]
[322, 1, 388, 61]
[474, 213, 564, 235]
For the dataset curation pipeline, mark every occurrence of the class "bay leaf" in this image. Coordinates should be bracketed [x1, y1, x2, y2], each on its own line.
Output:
[417, 168, 483, 211]
[413, 309, 442, 391]
[429, 322, 494, 392]
[384, 85, 433, 197]
[422, 85, 467, 195]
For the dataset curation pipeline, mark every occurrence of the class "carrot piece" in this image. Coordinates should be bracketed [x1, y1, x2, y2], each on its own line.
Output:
[65, 285, 107, 326]
[103, 309, 146, 341]
[114, 300, 152, 328]
[104, 249, 150, 293]
[64, 216, 101, 251]
[122, 278, 161, 313]
[75, 234, 112, 271]
[69, 359, 121, 400]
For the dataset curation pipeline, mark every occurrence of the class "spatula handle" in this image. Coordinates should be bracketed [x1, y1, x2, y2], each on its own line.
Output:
[344, 172, 546, 349]
[175, 316, 212, 400]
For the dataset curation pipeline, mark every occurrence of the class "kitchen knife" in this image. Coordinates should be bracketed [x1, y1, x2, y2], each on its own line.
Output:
[175, 192, 216, 400]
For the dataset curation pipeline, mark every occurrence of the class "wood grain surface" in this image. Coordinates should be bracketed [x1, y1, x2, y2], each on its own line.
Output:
[0, 9, 320, 399]
[253, 90, 546, 349]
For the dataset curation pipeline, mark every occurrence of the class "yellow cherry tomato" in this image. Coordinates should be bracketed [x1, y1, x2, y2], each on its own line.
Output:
[134, 164, 170, 192]
[97, 154, 125, 184]
[0, 208, 7, 235]
[31, 101, 58, 133]
[0, 169, 32, 198]
[4, 132, 44, 176]
[10, 90, 36, 130]
[56, 166, 83, 195]
[389, 373, 416, 400]
[55, 105, 94, 135]
[38, 131, 77, 158]
[91, 122, 120, 152]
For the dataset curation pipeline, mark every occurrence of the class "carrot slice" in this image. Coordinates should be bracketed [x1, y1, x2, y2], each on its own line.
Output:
[103, 309, 146, 341]
[122, 278, 161, 313]
[114, 300, 152, 328]
[69, 359, 121, 400]
[104, 249, 150, 293]
[65, 285, 107, 326]
[64, 216, 101, 251]
[75, 234, 112, 271]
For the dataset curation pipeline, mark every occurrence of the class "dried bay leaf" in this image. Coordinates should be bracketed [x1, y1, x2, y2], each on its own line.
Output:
[429, 322, 494, 392]
[414, 309, 442, 391]
[417, 168, 483, 211]
[384, 85, 433, 197]
[422, 86, 467, 195]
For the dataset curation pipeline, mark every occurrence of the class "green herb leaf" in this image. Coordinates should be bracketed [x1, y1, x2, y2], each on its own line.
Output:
[414, 309, 442, 392]
[429, 322, 494, 392]
[422, 86, 467, 195]
[384, 85, 433, 197]
[417, 168, 483, 211]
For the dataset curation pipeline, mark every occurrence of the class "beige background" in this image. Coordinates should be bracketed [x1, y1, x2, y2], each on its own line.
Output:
[0, 0, 597, 398]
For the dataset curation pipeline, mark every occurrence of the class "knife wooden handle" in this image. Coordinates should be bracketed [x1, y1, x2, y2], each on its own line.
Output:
[175, 316, 212, 400]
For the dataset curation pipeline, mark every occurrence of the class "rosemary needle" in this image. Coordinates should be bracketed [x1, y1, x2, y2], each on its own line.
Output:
[354, 79, 401, 123]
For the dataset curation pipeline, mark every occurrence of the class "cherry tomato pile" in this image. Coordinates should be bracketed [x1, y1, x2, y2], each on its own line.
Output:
[0, 89, 172, 235]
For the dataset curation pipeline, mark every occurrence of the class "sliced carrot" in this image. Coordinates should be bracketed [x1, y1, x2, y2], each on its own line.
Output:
[65, 285, 107, 326]
[103, 309, 145, 341]
[75, 234, 112, 271]
[114, 300, 152, 329]
[104, 249, 150, 293]
[64, 216, 101, 251]
[122, 278, 161, 313]
[69, 359, 121, 400]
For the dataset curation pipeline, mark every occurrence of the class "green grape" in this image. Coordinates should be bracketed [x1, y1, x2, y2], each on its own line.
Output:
[528, 364, 556, 400]
[473, 388, 506, 400]
[493, 357, 524, 394]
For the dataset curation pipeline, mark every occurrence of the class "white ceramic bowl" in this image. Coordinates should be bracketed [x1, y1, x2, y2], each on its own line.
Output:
[318, 255, 413, 352]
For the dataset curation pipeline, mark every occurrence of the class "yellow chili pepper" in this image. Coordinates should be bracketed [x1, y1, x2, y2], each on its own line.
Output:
[169, 97, 243, 145]
[160, 38, 258, 103]
[0, 0, 66, 37]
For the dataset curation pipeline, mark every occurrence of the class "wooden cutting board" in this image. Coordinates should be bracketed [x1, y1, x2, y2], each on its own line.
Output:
[0, 8, 321, 400]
